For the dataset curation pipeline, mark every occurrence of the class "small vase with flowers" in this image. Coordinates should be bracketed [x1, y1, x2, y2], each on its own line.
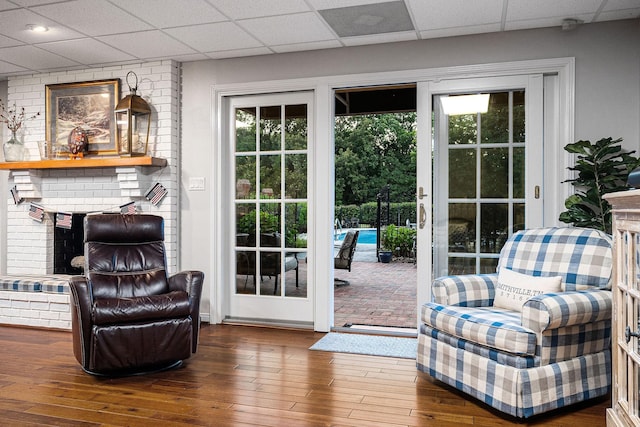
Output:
[0, 98, 40, 161]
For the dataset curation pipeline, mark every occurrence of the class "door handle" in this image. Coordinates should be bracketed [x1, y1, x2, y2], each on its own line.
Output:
[418, 186, 426, 200]
[419, 203, 427, 229]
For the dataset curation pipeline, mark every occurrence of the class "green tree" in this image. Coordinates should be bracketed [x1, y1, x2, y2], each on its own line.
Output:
[335, 113, 417, 206]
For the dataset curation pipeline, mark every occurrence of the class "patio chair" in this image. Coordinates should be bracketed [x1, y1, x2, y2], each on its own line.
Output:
[334, 230, 359, 286]
[236, 232, 298, 295]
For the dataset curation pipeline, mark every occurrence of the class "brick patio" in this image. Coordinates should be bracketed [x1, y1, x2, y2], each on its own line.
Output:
[334, 260, 417, 329]
[239, 257, 418, 330]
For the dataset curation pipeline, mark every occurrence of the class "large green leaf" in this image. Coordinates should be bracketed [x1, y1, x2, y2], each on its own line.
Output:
[560, 137, 637, 233]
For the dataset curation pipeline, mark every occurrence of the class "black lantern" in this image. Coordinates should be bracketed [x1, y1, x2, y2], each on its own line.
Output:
[115, 71, 150, 156]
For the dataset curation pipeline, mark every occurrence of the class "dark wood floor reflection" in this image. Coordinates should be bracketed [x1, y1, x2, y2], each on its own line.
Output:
[0, 324, 607, 426]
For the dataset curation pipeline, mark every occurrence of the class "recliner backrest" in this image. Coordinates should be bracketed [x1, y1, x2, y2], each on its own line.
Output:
[84, 214, 170, 299]
[497, 227, 613, 290]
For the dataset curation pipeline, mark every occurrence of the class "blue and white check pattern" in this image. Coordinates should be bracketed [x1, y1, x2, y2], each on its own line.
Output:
[0, 275, 70, 293]
[417, 227, 613, 418]
[498, 227, 612, 290]
[417, 334, 611, 418]
[422, 303, 536, 354]
[432, 274, 496, 307]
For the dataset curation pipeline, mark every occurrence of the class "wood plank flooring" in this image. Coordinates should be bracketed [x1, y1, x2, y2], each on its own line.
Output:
[0, 324, 607, 426]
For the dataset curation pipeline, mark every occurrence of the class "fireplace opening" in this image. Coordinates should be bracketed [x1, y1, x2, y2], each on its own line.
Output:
[54, 213, 86, 274]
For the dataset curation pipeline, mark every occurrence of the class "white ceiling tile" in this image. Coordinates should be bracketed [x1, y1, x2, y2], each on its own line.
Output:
[37, 38, 135, 65]
[0, 60, 28, 74]
[271, 40, 343, 53]
[205, 46, 274, 59]
[419, 23, 502, 39]
[211, 0, 311, 20]
[239, 13, 336, 45]
[408, 0, 503, 30]
[0, 0, 17, 11]
[158, 52, 210, 62]
[308, 0, 393, 9]
[165, 22, 263, 52]
[8, 0, 66, 6]
[596, 8, 640, 21]
[506, 0, 603, 21]
[505, 13, 594, 31]
[97, 30, 196, 59]
[0, 33, 23, 48]
[110, 0, 227, 28]
[603, 0, 640, 11]
[341, 30, 417, 46]
[0, 45, 79, 70]
[31, 0, 152, 36]
[0, 8, 84, 43]
[0, 0, 636, 80]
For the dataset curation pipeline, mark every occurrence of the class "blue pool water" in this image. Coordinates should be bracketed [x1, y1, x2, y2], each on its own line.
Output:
[335, 228, 377, 245]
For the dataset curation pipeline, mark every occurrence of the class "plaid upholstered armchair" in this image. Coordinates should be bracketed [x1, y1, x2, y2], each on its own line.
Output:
[417, 227, 612, 418]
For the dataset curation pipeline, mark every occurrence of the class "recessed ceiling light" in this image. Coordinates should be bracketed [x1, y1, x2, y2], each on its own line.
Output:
[26, 24, 49, 33]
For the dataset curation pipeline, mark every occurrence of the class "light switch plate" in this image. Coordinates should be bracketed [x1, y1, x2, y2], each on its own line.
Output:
[188, 177, 205, 191]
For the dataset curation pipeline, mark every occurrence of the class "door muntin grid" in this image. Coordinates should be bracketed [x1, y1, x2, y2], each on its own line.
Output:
[234, 104, 308, 298]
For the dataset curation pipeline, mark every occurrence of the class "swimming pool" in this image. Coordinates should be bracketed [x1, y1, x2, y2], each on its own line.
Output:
[334, 228, 377, 245]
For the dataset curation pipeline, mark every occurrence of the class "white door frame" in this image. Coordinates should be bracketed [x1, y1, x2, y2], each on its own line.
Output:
[227, 92, 315, 324]
[210, 58, 575, 331]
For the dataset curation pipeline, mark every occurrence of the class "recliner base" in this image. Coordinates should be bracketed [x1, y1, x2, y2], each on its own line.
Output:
[82, 360, 184, 377]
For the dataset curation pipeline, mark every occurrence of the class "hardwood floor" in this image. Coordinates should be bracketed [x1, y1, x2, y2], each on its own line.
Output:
[0, 324, 607, 426]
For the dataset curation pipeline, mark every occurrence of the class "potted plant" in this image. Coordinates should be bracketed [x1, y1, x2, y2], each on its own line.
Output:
[559, 137, 640, 233]
[378, 225, 394, 263]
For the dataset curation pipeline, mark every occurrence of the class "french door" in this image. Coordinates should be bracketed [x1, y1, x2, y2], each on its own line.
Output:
[429, 75, 544, 279]
[228, 92, 314, 324]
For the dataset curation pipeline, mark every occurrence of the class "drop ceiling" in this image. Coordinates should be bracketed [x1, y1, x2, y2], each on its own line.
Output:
[0, 0, 638, 80]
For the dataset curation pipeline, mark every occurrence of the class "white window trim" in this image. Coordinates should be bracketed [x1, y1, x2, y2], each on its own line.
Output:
[210, 57, 575, 331]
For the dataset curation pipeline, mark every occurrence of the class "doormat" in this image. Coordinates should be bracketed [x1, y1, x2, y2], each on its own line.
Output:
[310, 332, 417, 359]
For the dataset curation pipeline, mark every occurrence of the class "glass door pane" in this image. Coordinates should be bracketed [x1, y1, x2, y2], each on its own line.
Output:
[234, 105, 308, 298]
[436, 88, 538, 276]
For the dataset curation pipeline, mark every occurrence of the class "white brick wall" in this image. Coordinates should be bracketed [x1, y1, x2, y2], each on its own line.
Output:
[4, 60, 180, 277]
[0, 290, 70, 330]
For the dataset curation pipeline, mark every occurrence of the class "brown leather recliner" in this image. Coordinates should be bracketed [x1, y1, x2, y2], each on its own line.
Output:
[69, 214, 204, 376]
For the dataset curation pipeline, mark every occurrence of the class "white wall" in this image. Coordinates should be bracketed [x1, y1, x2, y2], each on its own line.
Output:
[0, 80, 7, 275]
[181, 19, 640, 321]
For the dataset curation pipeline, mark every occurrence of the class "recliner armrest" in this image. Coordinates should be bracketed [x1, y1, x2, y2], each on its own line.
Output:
[521, 289, 612, 332]
[168, 270, 204, 352]
[169, 270, 204, 296]
[69, 276, 93, 367]
[432, 273, 497, 307]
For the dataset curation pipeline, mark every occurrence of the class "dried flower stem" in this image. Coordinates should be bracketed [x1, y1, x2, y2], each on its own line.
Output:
[0, 98, 40, 134]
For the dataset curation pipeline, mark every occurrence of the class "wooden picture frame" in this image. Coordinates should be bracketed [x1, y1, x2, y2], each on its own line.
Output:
[45, 79, 120, 156]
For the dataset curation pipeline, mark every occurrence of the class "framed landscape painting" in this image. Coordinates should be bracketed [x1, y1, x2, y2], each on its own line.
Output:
[45, 79, 120, 156]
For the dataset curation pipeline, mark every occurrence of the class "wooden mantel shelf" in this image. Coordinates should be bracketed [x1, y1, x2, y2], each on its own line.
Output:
[0, 156, 166, 170]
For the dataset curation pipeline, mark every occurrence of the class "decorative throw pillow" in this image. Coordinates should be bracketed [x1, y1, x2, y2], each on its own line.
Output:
[494, 268, 562, 312]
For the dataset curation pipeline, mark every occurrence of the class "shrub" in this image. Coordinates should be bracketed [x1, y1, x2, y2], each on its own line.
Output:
[381, 224, 416, 257]
[237, 210, 278, 234]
